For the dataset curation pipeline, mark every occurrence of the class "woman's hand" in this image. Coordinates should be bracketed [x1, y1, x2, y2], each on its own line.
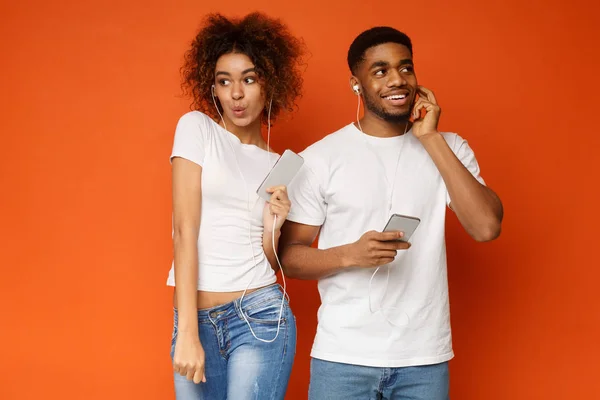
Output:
[173, 332, 206, 384]
[263, 185, 291, 233]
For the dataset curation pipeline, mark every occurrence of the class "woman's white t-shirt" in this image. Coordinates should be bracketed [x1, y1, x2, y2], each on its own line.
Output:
[166, 111, 279, 292]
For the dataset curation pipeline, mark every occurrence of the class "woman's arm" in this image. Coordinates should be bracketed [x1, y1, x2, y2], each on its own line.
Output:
[171, 157, 206, 384]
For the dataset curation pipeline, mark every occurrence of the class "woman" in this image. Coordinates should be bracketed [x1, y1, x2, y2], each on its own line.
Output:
[167, 12, 305, 400]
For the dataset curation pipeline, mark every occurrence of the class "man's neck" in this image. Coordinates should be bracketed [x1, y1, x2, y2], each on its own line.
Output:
[358, 113, 410, 138]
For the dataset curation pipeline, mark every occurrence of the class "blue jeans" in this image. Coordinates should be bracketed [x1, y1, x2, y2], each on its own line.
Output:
[309, 358, 449, 400]
[170, 284, 296, 400]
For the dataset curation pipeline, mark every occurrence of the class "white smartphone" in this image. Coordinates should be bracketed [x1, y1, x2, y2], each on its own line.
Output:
[256, 149, 304, 202]
[383, 214, 421, 242]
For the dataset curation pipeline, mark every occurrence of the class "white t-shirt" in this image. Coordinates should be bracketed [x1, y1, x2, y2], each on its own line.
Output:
[287, 123, 485, 368]
[166, 111, 279, 292]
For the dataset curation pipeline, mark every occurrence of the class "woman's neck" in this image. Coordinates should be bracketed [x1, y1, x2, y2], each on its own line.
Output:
[220, 116, 267, 150]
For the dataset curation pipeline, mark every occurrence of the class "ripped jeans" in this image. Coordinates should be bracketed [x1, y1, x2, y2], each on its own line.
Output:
[170, 284, 296, 400]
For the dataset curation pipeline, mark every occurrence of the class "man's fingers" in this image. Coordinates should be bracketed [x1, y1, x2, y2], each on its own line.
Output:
[418, 86, 437, 104]
[415, 98, 437, 113]
[413, 100, 424, 119]
[376, 240, 411, 251]
[376, 250, 398, 259]
[398, 241, 411, 250]
[380, 241, 404, 250]
[371, 233, 412, 249]
[377, 257, 396, 266]
[377, 231, 403, 241]
[414, 99, 440, 120]
[421, 101, 438, 113]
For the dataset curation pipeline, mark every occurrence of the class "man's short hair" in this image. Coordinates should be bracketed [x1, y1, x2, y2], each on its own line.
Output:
[347, 27, 413, 74]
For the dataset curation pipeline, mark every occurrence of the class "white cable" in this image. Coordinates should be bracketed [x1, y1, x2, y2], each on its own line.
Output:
[356, 104, 410, 327]
[356, 94, 363, 133]
[212, 91, 286, 342]
[368, 265, 409, 327]
[211, 86, 227, 131]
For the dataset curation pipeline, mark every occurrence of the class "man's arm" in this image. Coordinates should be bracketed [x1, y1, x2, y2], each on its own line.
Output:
[279, 222, 350, 280]
[412, 86, 503, 242]
[279, 221, 409, 280]
[421, 134, 503, 242]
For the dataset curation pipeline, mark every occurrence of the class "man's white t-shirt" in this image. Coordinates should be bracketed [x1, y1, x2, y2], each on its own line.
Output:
[286, 123, 485, 368]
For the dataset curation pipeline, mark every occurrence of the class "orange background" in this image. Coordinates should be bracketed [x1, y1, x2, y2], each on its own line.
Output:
[1, 0, 599, 398]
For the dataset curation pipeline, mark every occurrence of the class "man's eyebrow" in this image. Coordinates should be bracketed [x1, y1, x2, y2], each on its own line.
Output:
[369, 61, 389, 69]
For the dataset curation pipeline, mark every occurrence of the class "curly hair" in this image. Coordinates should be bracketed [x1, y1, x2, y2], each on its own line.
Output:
[181, 12, 306, 124]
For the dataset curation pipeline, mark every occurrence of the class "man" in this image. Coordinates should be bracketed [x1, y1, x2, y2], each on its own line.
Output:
[279, 27, 503, 399]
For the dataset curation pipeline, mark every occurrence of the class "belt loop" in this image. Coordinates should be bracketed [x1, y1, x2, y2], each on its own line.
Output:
[234, 296, 245, 321]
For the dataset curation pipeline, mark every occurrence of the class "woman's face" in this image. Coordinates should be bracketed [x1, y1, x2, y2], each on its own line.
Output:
[213, 52, 266, 128]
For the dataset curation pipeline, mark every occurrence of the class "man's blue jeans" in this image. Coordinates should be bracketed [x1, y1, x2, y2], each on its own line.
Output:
[309, 357, 449, 400]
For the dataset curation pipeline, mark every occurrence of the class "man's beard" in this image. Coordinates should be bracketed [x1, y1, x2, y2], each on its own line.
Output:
[363, 90, 412, 123]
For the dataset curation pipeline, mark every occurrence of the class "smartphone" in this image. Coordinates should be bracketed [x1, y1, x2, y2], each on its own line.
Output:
[256, 149, 304, 202]
[383, 214, 421, 242]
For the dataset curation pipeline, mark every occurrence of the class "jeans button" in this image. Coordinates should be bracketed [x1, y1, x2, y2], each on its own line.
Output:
[209, 311, 216, 318]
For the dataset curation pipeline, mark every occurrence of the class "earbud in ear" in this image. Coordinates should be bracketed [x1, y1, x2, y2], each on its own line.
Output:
[352, 84, 360, 94]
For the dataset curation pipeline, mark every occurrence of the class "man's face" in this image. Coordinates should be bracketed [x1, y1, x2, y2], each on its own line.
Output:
[353, 42, 418, 123]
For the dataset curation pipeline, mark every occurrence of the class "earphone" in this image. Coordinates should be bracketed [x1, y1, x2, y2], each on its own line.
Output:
[211, 86, 287, 343]
[354, 83, 363, 132]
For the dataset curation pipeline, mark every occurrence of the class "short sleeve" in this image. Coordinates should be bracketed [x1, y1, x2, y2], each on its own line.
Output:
[170, 112, 210, 166]
[287, 162, 327, 227]
[447, 135, 486, 205]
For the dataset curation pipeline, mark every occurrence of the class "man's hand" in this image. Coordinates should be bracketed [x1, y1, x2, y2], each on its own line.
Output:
[412, 86, 442, 139]
[344, 230, 411, 268]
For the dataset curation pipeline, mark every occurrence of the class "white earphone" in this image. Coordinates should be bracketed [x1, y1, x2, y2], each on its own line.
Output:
[352, 84, 360, 94]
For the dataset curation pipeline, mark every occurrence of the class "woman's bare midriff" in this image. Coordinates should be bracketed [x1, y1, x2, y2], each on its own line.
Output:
[173, 284, 273, 310]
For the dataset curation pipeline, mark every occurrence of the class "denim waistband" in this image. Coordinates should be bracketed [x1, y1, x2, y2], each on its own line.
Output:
[174, 284, 286, 320]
